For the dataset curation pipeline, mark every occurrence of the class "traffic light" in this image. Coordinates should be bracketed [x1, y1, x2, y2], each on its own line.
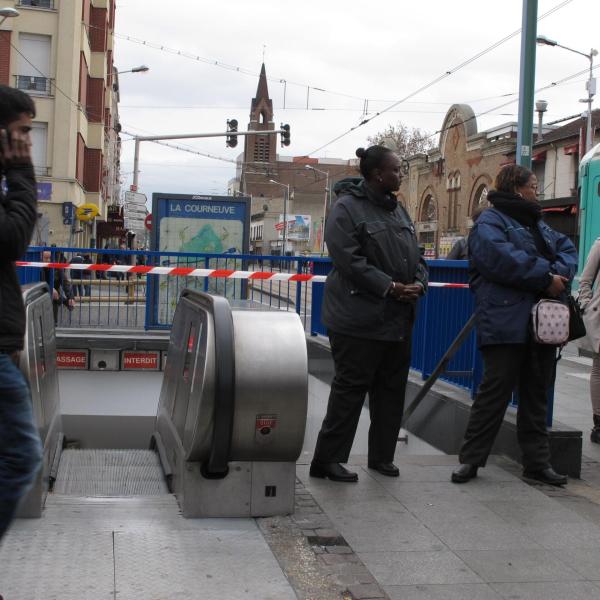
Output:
[226, 119, 238, 148]
[281, 123, 291, 147]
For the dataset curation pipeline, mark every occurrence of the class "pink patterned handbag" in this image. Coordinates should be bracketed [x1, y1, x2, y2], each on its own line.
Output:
[531, 299, 570, 345]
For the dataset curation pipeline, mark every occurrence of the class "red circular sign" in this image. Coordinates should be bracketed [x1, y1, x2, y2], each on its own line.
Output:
[144, 213, 152, 231]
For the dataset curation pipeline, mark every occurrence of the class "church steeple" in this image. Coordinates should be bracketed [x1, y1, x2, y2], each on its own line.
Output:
[245, 63, 276, 164]
[250, 63, 273, 124]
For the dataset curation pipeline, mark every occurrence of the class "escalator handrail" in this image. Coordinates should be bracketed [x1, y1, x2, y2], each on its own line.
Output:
[181, 289, 235, 478]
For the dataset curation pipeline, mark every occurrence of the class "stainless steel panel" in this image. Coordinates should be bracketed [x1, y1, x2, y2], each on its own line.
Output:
[250, 461, 296, 516]
[230, 310, 308, 461]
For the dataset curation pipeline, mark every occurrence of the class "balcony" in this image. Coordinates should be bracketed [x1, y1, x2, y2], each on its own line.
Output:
[18, 0, 55, 8]
[15, 75, 52, 96]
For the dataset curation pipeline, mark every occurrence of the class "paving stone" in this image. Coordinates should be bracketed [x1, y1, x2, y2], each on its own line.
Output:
[490, 581, 600, 599]
[320, 553, 360, 566]
[359, 550, 482, 586]
[385, 583, 503, 599]
[551, 547, 600, 580]
[519, 521, 600, 550]
[346, 582, 386, 599]
[326, 545, 353, 554]
[455, 549, 583, 583]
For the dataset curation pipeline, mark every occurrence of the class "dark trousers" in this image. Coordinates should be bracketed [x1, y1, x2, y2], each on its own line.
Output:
[459, 342, 556, 470]
[313, 331, 412, 465]
[0, 354, 43, 542]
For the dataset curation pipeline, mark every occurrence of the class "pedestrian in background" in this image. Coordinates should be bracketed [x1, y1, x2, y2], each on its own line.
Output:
[0, 85, 43, 543]
[311, 145, 428, 482]
[452, 164, 577, 486]
[41, 249, 75, 324]
[578, 238, 600, 443]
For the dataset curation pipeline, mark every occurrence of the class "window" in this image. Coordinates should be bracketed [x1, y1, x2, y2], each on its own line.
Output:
[17, 33, 51, 95]
[30, 122, 48, 177]
[19, 0, 54, 8]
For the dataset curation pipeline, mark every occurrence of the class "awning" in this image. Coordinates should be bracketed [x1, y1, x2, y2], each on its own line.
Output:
[564, 144, 579, 155]
[532, 151, 547, 162]
[542, 205, 577, 215]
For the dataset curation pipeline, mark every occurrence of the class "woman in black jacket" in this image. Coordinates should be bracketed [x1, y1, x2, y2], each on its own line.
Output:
[310, 145, 428, 482]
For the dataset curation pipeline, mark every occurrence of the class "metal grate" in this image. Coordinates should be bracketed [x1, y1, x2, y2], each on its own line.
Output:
[54, 449, 169, 496]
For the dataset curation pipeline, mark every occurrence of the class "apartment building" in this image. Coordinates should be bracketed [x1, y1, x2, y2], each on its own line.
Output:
[0, 0, 121, 247]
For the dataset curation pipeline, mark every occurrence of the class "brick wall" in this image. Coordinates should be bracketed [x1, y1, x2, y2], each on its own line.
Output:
[76, 134, 85, 185]
[86, 77, 105, 123]
[79, 53, 89, 105]
[0, 31, 10, 86]
[82, 0, 91, 27]
[84, 147, 102, 192]
[89, 7, 107, 53]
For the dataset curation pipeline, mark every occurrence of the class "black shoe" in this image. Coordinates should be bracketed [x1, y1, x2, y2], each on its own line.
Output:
[368, 462, 400, 477]
[451, 464, 478, 483]
[309, 462, 358, 482]
[592, 428, 600, 444]
[522, 467, 567, 486]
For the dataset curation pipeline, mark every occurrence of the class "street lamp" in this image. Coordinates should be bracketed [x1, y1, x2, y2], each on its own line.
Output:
[537, 35, 598, 153]
[304, 165, 330, 254]
[117, 65, 150, 75]
[0, 8, 19, 27]
[269, 179, 290, 256]
[535, 99, 548, 141]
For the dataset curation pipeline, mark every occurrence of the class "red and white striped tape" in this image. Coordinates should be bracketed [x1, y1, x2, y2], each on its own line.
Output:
[15, 261, 469, 288]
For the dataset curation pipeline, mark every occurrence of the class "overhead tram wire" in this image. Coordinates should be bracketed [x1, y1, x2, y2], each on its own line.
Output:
[102, 0, 572, 113]
[306, 0, 575, 155]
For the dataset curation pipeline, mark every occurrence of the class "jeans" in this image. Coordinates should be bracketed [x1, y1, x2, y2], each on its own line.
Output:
[0, 353, 43, 542]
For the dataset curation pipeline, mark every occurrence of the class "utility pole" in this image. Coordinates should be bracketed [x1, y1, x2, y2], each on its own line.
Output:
[516, 0, 538, 168]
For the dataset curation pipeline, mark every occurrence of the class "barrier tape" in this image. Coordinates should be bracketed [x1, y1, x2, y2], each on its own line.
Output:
[15, 261, 470, 288]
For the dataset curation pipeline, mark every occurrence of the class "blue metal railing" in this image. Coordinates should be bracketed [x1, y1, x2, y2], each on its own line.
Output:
[21, 247, 558, 423]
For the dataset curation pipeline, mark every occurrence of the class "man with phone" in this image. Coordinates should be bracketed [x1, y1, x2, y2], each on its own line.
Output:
[0, 85, 43, 543]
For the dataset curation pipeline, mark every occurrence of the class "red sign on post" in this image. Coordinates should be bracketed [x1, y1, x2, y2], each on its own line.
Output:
[144, 213, 152, 231]
[121, 351, 160, 370]
[57, 350, 88, 369]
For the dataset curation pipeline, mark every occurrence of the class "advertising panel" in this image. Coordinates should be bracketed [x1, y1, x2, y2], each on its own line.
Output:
[151, 193, 250, 326]
[276, 214, 311, 241]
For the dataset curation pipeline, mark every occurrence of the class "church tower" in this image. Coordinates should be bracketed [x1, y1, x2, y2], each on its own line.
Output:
[244, 63, 277, 165]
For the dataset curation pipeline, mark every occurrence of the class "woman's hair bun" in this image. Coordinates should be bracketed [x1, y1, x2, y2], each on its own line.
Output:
[355, 147, 367, 159]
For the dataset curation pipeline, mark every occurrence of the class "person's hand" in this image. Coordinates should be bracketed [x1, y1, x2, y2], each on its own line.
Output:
[389, 282, 422, 301]
[67, 298, 75, 310]
[0, 128, 32, 168]
[52, 289, 60, 301]
[546, 274, 568, 298]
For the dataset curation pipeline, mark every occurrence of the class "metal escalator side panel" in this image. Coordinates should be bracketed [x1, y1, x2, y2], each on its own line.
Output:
[230, 311, 308, 462]
[18, 283, 63, 517]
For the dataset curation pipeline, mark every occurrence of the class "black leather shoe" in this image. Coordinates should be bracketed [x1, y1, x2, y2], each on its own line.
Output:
[451, 464, 478, 483]
[368, 462, 400, 477]
[522, 467, 567, 486]
[309, 462, 358, 482]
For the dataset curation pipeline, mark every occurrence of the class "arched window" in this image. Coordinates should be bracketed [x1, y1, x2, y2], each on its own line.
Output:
[260, 110, 268, 125]
[421, 194, 437, 222]
[475, 184, 489, 208]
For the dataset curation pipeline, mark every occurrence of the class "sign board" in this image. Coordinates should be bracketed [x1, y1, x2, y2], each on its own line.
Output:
[124, 191, 147, 206]
[277, 214, 311, 241]
[150, 193, 250, 326]
[56, 349, 88, 370]
[76, 203, 100, 222]
[145, 213, 152, 230]
[37, 182, 52, 201]
[121, 350, 160, 371]
[62, 202, 74, 225]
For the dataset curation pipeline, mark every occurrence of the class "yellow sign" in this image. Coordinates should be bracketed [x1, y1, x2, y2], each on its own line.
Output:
[76, 203, 100, 222]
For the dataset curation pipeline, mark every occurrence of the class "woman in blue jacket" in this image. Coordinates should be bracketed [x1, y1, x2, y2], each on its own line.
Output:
[452, 164, 577, 486]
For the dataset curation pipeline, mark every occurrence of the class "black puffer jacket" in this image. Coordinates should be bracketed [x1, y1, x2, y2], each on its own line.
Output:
[322, 179, 428, 341]
[0, 163, 37, 352]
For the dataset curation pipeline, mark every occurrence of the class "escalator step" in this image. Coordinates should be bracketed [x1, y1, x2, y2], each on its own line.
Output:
[54, 449, 169, 496]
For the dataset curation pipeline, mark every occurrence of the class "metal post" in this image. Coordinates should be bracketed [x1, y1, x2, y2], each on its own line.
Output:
[321, 173, 329, 255]
[133, 137, 141, 190]
[283, 184, 289, 255]
[516, 0, 538, 168]
[586, 53, 595, 153]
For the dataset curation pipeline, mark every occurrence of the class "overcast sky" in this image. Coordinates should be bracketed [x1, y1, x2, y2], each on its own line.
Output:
[113, 0, 599, 204]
